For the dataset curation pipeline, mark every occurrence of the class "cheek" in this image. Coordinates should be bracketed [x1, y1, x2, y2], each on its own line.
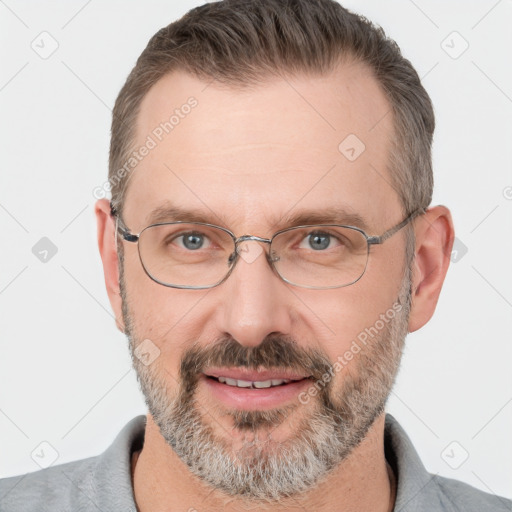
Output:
[304, 266, 404, 363]
[122, 253, 202, 345]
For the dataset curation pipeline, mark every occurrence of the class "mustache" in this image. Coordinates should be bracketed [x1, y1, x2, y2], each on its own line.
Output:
[179, 335, 332, 392]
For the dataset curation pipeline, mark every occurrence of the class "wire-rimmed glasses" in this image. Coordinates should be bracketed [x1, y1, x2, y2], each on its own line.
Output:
[111, 204, 424, 290]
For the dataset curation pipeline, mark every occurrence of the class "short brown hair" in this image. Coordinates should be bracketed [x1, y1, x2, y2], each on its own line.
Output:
[109, 0, 434, 220]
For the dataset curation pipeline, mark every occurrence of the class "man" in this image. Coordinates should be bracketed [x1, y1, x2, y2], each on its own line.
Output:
[0, 0, 509, 510]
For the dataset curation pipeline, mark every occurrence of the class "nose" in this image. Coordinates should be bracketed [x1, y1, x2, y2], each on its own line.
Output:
[215, 240, 293, 348]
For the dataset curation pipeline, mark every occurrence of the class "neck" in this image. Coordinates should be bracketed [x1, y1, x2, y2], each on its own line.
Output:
[132, 413, 396, 512]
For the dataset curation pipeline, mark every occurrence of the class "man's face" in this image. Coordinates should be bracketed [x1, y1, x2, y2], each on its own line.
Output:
[119, 63, 412, 499]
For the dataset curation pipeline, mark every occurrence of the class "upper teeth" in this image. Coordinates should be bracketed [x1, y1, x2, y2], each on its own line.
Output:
[218, 377, 291, 388]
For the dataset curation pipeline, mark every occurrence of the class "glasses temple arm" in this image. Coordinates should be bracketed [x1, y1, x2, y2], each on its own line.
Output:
[110, 202, 138, 243]
[367, 207, 426, 245]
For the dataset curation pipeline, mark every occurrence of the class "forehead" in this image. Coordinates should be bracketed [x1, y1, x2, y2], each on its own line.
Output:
[124, 63, 399, 233]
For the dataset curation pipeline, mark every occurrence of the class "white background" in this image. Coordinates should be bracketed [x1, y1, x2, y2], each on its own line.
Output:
[1, 0, 511, 502]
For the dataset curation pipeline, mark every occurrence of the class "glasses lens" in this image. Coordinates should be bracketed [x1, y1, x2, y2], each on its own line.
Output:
[271, 225, 369, 288]
[138, 223, 234, 288]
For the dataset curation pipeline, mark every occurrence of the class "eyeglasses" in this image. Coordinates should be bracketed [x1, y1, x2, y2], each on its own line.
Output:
[110, 203, 424, 290]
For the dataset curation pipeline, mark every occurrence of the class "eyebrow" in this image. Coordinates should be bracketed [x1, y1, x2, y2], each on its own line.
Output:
[281, 209, 370, 232]
[146, 204, 225, 226]
[145, 202, 370, 233]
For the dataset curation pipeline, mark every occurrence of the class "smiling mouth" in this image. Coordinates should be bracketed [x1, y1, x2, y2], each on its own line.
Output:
[207, 376, 306, 389]
[201, 369, 314, 410]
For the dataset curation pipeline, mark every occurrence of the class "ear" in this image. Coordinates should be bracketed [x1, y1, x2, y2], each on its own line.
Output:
[94, 199, 125, 333]
[408, 205, 454, 333]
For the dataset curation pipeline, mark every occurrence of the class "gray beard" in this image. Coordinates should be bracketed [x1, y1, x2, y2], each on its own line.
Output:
[121, 266, 411, 502]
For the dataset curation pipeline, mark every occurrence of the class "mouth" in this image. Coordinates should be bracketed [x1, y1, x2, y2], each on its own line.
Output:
[201, 368, 313, 410]
[214, 376, 300, 389]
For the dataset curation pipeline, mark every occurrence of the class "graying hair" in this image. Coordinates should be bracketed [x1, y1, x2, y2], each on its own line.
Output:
[121, 260, 413, 501]
[109, 0, 434, 223]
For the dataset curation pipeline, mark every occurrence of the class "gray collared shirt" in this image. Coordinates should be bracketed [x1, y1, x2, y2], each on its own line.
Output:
[0, 414, 510, 511]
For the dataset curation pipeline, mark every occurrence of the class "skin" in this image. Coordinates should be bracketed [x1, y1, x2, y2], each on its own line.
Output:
[95, 61, 454, 511]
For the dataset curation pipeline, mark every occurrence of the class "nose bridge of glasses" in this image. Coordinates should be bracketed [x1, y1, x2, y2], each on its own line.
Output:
[231, 235, 276, 266]
[235, 234, 272, 245]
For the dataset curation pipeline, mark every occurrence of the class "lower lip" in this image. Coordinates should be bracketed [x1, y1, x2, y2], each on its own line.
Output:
[201, 375, 312, 410]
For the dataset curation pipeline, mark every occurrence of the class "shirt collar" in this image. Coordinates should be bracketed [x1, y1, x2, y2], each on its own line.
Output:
[93, 414, 450, 511]
[385, 414, 454, 511]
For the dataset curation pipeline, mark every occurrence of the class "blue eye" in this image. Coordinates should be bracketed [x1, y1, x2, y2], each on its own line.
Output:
[308, 232, 331, 250]
[174, 232, 211, 250]
[298, 231, 342, 251]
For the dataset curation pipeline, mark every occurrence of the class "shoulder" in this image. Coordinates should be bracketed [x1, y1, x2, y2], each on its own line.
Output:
[0, 415, 145, 512]
[0, 455, 99, 512]
[431, 474, 511, 512]
[385, 414, 511, 512]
